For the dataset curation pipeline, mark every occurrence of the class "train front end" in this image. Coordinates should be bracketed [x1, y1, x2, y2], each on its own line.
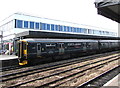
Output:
[17, 40, 28, 65]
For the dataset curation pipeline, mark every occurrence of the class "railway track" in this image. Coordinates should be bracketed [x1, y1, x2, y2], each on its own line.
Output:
[1, 51, 118, 73]
[0, 65, 22, 72]
[78, 65, 120, 88]
[1, 51, 120, 87]
[1, 51, 119, 78]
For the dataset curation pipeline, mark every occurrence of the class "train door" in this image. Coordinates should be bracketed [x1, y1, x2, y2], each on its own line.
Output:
[59, 43, 64, 54]
[37, 43, 41, 56]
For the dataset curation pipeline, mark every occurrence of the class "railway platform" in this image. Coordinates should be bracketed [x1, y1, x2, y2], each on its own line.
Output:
[0, 55, 18, 67]
[103, 74, 120, 88]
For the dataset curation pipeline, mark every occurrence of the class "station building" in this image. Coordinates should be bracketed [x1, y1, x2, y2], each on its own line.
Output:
[0, 13, 118, 53]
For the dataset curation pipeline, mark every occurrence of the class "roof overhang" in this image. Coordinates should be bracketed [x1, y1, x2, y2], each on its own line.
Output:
[95, 0, 120, 23]
[15, 30, 120, 40]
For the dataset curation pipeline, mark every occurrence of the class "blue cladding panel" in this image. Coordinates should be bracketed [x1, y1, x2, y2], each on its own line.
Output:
[16, 20, 23, 28]
[35, 22, 39, 29]
[24, 21, 28, 28]
[30, 22, 34, 29]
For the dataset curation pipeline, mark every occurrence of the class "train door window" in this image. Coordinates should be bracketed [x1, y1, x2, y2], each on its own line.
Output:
[35, 22, 39, 29]
[58, 43, 64, 54]
[30, 21, 34, 29]
[38, 45, 41, 50]
[37, 43, 41, 56]
[24, 21, 28, 28]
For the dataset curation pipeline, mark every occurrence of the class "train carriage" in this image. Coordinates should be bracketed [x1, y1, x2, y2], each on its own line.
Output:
[16, 38, 120, 65]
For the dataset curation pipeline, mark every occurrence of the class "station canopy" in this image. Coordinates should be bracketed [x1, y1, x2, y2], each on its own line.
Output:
[95, 0, 120, 23]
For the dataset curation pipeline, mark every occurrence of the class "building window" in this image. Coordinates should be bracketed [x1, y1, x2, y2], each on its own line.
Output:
[81, 28, 87, 33]
[30, 21, 34, 29]
[41, 23, 46, 30]
[55, 25, 59, 31]
[88, 29, 93, 34]
[35, 22, 39, 29]
[47, 24, 50, 30]
[59, 26, 63, 31]
[68, 27, 72, 32]
[16, 20, 23, 28]
[77, 28, 81, 33]
[51, 24, 54, 31]
[73, 27, 77, 32]
[64, 26, 67, 32]
[24, 21, 28, 28]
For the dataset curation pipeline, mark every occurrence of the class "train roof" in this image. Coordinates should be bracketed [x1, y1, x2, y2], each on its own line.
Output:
[21, 38, 98, 43]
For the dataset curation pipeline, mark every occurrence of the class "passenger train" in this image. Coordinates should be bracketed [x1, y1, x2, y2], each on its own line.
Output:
[15, 38, 120, 65]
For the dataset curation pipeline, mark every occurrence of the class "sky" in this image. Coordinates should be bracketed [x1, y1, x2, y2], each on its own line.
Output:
[0, 0, 118, 32]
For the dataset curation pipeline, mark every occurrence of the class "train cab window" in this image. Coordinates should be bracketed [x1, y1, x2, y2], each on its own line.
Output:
[35, 22, 39, 29]
[30, 21, 34, 29]
[51, 24, 55, 31]
[47, 24, 50, 30]
[16, 20, 23, 28]
[24, 21, 28, 28]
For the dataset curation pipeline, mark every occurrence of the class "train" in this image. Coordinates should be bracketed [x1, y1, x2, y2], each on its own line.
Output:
[15, 38, 120, 65]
